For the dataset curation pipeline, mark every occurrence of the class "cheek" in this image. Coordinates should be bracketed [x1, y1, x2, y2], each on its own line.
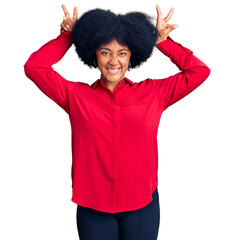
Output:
[123, 58, 131, 68]
[96, 53, 105, 65]
[97, 55, 109, 65]
[97, 57, 107, 69]
[126, 55, 131, 65]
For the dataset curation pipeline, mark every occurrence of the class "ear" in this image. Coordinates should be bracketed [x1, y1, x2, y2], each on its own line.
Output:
[128, 61, 131, 71]
[94, 59, 98, 68]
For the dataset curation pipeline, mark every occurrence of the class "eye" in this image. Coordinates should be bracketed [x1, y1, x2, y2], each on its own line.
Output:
[101, 51, 109, 55]
[119, 52, 127, 56]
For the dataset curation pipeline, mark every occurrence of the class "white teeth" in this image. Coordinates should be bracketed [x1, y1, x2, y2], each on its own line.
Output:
[107, 68, 120, 73]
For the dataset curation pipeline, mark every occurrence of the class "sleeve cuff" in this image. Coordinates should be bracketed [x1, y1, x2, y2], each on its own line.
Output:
[156, 36, 173, 47]
[59, 28, 73, 45]
[156, 36, 193, 56]
[60, 27, 72, 36]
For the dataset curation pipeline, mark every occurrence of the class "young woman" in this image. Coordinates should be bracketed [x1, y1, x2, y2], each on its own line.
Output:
[24, 4, 210, 240]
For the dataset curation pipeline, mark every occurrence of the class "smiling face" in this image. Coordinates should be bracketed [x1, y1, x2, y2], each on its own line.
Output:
[96, 38, 131, 91]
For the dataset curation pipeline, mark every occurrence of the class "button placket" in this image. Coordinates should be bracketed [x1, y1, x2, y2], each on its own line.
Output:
[110, 94, 117, 104]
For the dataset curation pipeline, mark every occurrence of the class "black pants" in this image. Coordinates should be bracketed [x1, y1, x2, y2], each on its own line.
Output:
[76, 188, 160, 240]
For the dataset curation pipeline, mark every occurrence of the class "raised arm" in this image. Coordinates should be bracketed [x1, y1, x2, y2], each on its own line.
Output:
[24, 5, 78, 114]
[152, 5, 211, 110]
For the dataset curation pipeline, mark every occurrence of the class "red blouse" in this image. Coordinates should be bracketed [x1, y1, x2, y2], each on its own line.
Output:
[24, 29, 211, 213]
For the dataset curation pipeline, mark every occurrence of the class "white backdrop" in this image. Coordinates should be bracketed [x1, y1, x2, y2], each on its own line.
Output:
[1, 0, 234, 239]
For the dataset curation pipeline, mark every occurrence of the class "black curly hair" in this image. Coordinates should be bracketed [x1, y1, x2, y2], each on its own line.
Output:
[71, 8, 158, 69]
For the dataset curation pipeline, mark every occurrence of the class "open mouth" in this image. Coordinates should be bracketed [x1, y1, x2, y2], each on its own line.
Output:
[107, 68, 121, 74]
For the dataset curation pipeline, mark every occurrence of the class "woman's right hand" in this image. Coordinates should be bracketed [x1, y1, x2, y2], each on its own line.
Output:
[60, 4, 78, 34]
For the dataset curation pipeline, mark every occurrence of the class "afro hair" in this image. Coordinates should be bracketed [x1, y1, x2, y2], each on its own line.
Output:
[71, 8, 158, 69]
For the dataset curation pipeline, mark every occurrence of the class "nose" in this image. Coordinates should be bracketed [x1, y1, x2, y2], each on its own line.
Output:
[109, 54, 119, 65]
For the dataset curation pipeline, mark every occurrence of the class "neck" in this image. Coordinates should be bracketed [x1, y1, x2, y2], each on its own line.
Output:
[101, 76, 126, 92]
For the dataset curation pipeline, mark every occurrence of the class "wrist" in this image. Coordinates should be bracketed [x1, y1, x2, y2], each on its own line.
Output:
[156, 37, 167, 46]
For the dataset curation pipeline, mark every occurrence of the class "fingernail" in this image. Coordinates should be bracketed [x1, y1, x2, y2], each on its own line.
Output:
[63, 16, 67, 20]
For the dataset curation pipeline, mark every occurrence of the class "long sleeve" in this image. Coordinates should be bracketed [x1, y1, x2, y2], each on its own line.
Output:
[153, 36, 211, 110]
[24, 29, 74, 114]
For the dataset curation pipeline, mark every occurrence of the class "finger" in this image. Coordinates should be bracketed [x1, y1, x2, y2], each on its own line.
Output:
[164, 7, 174, 22]
[63, 18, 73, 29]
[165, 24, 178, 35]
[61, 22, 70, 31]
[156, 4, 162, 20]
[72, 6, 78, 21]
[63, 17, 73, 25]
[166, 23, 177, 28]
[61, 4, 71, 19]
[61, 22, 68, 31]
[63, 22, 71, 30]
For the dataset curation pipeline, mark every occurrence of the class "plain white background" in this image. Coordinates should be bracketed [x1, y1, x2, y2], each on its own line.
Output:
[1, 0, 234, 239]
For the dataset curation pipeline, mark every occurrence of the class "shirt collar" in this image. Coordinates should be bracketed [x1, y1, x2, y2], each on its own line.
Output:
[91, 77, 134, 89]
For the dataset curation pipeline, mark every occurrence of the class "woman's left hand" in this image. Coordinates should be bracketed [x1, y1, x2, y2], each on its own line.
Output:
[155, 5, 178, 45]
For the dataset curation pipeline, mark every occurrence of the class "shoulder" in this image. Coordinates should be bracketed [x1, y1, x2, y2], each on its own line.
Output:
[65, 80, 91, 92]
[137, 78, 162, 88]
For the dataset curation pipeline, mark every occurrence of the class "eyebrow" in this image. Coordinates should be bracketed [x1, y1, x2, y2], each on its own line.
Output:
[99, 47, 129, 52]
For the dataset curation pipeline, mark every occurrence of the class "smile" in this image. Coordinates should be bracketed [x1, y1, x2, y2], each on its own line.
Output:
[107, 68, 121, 74]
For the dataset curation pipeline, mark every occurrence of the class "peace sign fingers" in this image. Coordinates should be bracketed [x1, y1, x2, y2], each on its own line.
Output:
[62, 4, 71, 19]
[60, 4, 78, 33]
[155, 4, 178, 45]
[156, 4, 163, 21]
[72, 6, 78, 22]
[164, 7, 174, 23]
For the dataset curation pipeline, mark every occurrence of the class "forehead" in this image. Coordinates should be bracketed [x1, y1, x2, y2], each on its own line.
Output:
[98, 38, 129, 50]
